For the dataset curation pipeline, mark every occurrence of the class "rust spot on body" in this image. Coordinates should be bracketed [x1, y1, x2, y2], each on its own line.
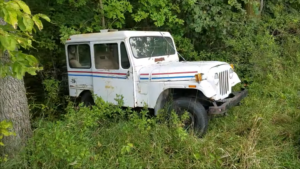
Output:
[105, 85, 114, 89]
[155, 57, 165, 62]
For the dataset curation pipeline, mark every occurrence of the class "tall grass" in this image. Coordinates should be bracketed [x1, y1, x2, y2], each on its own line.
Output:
[2, 84, 300, 169]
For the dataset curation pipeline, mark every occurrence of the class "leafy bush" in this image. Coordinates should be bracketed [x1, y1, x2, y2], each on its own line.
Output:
[0, 121, 15, 163]
[2, 97, 198, 168]
[29, 78, 68, 120]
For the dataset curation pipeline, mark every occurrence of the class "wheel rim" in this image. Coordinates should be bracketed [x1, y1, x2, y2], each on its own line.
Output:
[175, 107, 195, 131]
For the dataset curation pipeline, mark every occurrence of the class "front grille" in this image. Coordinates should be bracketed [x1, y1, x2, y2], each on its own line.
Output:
[219, 70, 229, 96]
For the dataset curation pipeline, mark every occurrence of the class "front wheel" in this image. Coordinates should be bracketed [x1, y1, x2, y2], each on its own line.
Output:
[170, 97, 209, 137]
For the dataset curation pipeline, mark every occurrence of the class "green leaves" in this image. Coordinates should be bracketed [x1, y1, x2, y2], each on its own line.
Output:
[102, 0, 133, 28]
[59, 26, 80, 44]
[132, 11, 148, 22]
[132, 0, 184, 27]
[14, 0, 31, 14]
[32, 14, 51, 30]
[0, 0, 50, 79]
[2, 7, 17, 29]
[37, 14, 50, 22]
[32, 15, 42, 30]
[0, 35, 17, 51]
[0, 120, 15, 162]
[9, 51, 42, 79]
[22, 14, 34, 31]
[6, 1, 20, 11]
[0, 120, 16, 147]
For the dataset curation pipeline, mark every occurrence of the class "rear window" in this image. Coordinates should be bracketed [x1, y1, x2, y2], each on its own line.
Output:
[68, 44, 91, 69]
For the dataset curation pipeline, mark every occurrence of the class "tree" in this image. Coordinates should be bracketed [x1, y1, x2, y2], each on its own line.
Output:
[0, 0, 49, 157]
[245, 0, 263, 18]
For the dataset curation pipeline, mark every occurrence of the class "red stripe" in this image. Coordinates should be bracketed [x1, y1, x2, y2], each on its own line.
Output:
[93, 72, 127, 75]
[152, 71, 198, 75]
[140, 73, 149, 76]
[68, 71, 92, 73]
[68, 71, 127, 75]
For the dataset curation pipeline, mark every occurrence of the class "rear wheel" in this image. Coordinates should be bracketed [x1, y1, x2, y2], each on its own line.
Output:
[80, 91, 95, 107]
[170, 97, 208, 137]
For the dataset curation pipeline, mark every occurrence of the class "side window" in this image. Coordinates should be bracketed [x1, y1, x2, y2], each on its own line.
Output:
[120, 42, 130, 69]
[68, 44, 91, 69]
[94, 43, 119, 69]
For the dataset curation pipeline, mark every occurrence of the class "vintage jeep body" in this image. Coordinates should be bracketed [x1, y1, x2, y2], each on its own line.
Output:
[65, 30, 248, 136]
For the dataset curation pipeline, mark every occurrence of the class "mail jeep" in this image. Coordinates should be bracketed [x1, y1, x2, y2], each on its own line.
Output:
[65, 30, 248, 136]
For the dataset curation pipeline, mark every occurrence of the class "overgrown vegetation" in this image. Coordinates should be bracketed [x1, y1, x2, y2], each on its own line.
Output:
[1, 0, 300, 168]
[0, 121, 15, 163]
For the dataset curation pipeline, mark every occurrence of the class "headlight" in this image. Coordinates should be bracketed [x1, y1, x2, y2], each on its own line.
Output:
[229, 68, 234, 79]
[214, 73, 219, 85]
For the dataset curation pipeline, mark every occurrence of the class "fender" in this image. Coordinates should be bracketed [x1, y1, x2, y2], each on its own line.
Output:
[154, 89, 170, 115]
[153, 80, 217, 115]
[196, 80, 217, 98]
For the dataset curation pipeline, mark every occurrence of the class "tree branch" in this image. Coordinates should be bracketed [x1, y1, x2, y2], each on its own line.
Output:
[99, 0, 106, 28]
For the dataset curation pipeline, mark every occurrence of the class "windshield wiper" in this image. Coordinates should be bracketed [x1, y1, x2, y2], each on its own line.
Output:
[159, 31, 186, 61]
[149, 45, 156, 60]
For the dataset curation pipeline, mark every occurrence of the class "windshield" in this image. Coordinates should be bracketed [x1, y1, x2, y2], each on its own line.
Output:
[129, 36, 176, 58]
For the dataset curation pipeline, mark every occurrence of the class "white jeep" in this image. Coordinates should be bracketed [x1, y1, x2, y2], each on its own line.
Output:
[65, 30, 248, 136]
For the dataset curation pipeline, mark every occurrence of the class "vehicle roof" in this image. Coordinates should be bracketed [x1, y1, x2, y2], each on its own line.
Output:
[66, 30, 172, 43]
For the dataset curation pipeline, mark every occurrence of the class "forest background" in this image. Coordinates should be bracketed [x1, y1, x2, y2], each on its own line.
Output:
[1, 0, 300, 168]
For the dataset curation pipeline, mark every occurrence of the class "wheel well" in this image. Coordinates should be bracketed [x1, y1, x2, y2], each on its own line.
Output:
[76, 90, 94, 102]
[79, 90, 93, 98]
[154, 88, 212, 115]
[172, 88, 206, 99]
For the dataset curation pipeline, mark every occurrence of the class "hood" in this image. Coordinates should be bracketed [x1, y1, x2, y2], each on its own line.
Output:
[138, 61, 228, 81]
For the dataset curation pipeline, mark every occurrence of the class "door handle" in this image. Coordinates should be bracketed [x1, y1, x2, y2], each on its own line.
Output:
[126, 70, 130, 78]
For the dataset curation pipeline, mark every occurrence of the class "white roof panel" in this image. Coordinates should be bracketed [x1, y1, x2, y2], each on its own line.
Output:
[66, 30, 172, 43]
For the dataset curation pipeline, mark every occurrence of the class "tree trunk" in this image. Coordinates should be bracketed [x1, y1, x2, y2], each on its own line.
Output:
[245, 0, 262, 18]
[0, 77, 32, 157]
[99, 0, 106, 28]
[0, 16, 32, 157]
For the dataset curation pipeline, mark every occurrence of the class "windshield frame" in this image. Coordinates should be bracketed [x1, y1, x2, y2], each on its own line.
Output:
[129, 36, 176, 59]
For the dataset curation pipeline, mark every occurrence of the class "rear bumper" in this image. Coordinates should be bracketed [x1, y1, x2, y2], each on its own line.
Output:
[208, 89, 248, 115]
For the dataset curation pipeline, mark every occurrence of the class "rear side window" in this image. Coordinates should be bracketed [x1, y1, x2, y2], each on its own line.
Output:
[68, 44, 91, 69]
[94, 43, 119, 69]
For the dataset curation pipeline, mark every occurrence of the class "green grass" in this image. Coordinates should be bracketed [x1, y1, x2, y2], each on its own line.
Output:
[2, 89, 300, 169]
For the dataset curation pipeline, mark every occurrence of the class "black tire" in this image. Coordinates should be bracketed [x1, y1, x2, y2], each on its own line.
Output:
[80, 91, 95, 107]
[170, 97, 208, 137]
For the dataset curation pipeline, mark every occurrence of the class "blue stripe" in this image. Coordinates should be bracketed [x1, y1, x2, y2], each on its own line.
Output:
[152, 76, 194, 80]
[68, 74, 126, 79]
[69, 74, 194, 80]
[140, 78, 149, 80]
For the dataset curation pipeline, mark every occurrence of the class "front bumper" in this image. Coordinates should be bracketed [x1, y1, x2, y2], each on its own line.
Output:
[208, 89, 248, 115]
